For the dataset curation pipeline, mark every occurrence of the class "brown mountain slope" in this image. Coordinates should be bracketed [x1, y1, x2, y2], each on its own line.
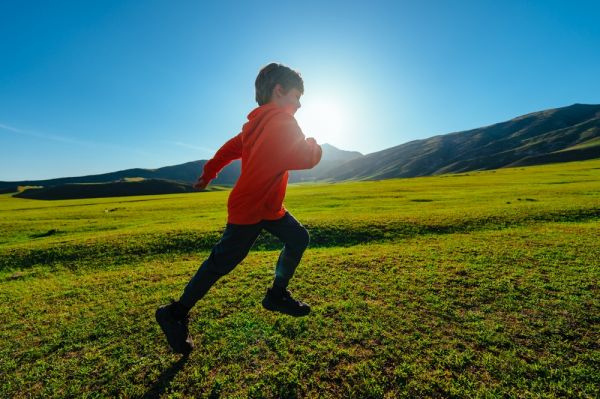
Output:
[322, 103, 600, 180]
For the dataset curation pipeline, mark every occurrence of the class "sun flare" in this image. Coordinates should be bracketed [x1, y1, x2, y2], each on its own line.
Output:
[296, 97, 348, 147]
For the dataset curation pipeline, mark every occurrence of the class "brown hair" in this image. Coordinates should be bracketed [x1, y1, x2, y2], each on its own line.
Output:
[255, 63, 304, 106]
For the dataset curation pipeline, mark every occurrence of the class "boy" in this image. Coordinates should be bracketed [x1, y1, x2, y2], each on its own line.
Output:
[156, 63, 322, 354]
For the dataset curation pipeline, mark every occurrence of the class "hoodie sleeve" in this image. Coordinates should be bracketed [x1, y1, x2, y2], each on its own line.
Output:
[201, 133, 243, 182]
[268, 114, 322, 171]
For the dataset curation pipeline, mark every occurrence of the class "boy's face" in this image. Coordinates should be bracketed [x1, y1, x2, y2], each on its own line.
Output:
[272, 84, 302, 116]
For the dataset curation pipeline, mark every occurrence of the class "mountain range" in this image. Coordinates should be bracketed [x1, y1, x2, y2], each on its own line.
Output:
[322, 103, 600, 180]
[2, 103, 599, 199]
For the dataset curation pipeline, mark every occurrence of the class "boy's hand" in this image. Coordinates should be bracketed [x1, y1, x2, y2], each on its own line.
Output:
[193, 178, 208, 191]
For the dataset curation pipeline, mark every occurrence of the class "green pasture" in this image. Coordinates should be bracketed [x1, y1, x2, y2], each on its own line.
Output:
[1, 159, 599, 398]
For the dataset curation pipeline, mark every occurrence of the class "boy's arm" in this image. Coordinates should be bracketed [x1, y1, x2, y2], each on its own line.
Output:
[288, 136, 322, 170]
[270, 115, 322, 171]
[198, 133, 243, 185]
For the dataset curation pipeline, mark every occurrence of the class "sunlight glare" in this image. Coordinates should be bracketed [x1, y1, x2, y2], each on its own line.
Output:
[296, 97, 349, 147]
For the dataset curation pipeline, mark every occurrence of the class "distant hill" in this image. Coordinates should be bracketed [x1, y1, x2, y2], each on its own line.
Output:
[290, 143, 363, 182]
[324, 103, 600, 180]
[14, 179, 198, 200]
[0, 161, 203, 194]
[0, 143, 362, 193]
[2, 104, 599, 197]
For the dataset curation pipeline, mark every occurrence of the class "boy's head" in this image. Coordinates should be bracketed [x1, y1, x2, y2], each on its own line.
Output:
[255, 63, 304, 115]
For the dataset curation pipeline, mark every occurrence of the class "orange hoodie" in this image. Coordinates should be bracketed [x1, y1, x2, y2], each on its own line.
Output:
[201, 103, 322, 224]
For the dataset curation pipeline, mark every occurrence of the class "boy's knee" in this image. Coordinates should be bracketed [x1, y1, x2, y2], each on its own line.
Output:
[207, 251, 245, 276]
[289, 227, 310, 254]
[299, 227, 310, 249]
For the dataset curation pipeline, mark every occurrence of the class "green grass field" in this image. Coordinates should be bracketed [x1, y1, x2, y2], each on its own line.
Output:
[1, 160, 599, 398]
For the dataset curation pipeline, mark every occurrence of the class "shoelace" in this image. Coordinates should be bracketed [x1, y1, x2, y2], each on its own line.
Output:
[282, 290, 302, 306]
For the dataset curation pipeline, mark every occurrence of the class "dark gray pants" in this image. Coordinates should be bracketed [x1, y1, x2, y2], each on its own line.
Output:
[179, 212, 310, 309]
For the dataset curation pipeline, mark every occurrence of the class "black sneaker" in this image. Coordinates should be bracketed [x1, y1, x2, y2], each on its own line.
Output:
[262, 287, 311, 317]
[155, 304, 194, 354]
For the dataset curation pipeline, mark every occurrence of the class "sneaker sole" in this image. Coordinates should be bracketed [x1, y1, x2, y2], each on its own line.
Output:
[262, 298, 311, 317]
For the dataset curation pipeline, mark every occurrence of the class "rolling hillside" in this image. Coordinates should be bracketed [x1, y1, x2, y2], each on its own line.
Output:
[13, 179, 200, 200]
[1, 159, 599, 397]
[324, 103, 600, 180]
[2, 104, 599, 195]
[0, 144, 362, 193]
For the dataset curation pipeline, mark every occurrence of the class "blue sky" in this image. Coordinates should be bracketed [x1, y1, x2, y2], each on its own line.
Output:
[1, 0, 599, 181]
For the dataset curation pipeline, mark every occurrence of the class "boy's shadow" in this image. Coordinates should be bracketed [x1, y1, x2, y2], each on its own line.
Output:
[142, 354, 189, 399]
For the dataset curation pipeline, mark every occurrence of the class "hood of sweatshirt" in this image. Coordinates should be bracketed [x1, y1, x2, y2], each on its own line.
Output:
[242, 103, 289, 146]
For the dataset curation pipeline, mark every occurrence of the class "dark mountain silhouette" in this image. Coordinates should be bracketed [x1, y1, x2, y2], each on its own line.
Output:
[13, 179, 200, 200]
[1, 161, 202, 194]
[322, 103, 600, 180]
[0, 144, 363, 198]
[2, 104, 599, 199]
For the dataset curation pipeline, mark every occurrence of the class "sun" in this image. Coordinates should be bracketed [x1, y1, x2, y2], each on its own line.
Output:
[296, 96, 348, 147]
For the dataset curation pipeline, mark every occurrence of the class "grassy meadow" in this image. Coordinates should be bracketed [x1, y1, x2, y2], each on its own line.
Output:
[1, 160, 599, 398]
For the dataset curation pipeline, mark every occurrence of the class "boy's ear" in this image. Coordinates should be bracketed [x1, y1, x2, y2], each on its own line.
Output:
[273, 84, 284, 98]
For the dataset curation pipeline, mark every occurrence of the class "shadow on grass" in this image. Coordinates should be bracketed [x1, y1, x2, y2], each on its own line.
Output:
[4, 207, 600, 271]
[142, 354, 189, 399]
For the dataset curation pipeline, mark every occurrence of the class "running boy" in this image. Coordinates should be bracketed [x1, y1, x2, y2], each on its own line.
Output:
[156, 63, 322, 354]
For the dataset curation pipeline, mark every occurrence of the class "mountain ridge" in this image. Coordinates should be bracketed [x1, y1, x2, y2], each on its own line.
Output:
[320, 103, 600, 180]
[2, 103, 599, 195]
[0, 144, 363, 192]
